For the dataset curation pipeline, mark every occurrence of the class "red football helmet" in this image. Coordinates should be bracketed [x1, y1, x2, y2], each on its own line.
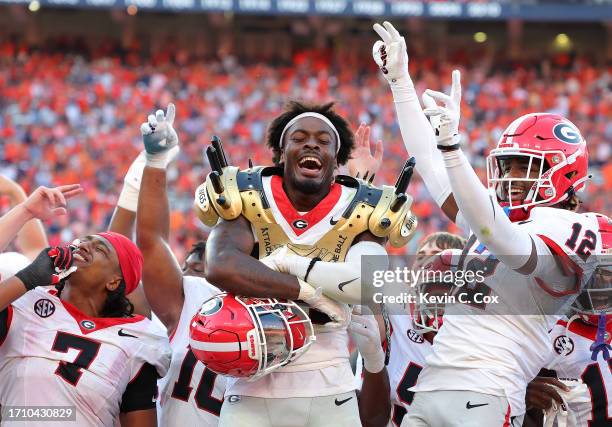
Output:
[189, 293, 315, 380]
[411, 249, 461, 334]
[571, 213, 612, 326]
[486, 113, 589, 220]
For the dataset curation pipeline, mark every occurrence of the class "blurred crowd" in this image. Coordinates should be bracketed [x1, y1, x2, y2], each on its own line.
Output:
[0, 39, 610, 260]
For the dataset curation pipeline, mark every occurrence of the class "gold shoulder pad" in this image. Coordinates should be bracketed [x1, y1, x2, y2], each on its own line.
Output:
[368, 186, 418, 248]
[193, 166, 243, 226]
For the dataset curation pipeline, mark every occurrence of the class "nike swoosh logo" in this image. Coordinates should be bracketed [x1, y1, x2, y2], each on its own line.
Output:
[466, 402, 489, 409]
[118, 329, 138, 338]
[334, 397, 353, 406]
[330, 216, 340, 226]
[338, 278, 359, 292]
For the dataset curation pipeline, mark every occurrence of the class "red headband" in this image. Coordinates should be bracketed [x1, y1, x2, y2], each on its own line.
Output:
[95, 232, 142, 295]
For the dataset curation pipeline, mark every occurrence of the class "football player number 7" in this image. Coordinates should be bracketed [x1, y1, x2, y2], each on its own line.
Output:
[171, 348, 223, 416]
[51, 332, 101, 386]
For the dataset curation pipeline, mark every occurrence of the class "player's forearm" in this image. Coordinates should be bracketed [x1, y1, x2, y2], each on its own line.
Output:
[136, 166, 184, 331]
[205, 250, 301, 299]
[284, 241, 388, 304]
[136, 167, 170, 246]
[390, 80, 453, 210]
[358, 368, 391, 427]
[0, 277, 28, 311]
[443, 149, 532, 268]
[0, 204, 35, 252]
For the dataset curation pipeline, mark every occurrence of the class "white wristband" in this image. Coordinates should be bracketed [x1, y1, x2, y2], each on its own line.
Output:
[297, 279, 317, 301]
[117, 182, 139, 212]
[145, 152, 170, 169]
[442, 148, 466, 169]
[363, 349, 386, 374]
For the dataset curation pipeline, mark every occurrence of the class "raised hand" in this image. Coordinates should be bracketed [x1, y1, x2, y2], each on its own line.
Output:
[422, 70, 462, 150]
[372, 21, 409, 84]
[348, 123, 384, 180]
[22, 185, 82, 221]
[140, 103, 180, 168]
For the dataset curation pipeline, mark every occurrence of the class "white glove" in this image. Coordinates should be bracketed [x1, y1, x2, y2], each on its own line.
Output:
[298, 280, 351, 331]
[258, 246, 291, 273]
[140, 103, 179, 169]
[349, 307, 385, 374]
[372, 21, 410, 86]
[543, 379, 590, 427]
[422, 70, 462, 150]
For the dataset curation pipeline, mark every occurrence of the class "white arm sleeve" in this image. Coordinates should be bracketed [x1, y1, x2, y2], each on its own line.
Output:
[285, 241, 388, 304]
[390, 79, 452, 207]
[442, 149, 534, 269]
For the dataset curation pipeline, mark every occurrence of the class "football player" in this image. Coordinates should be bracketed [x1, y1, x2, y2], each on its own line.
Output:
[372, 21, 601, 426]
[0, 229, 170, 426]
[195, 100, 417, 426]
[387, 232, 465, 427]
[525, 213, 611, 427]
[135, 104, 226, 426]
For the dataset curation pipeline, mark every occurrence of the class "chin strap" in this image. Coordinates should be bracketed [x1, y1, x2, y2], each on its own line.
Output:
[590, 313, 611, 361]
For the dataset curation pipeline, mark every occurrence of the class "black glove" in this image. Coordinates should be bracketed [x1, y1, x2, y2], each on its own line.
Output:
[15, 246, 75, 291]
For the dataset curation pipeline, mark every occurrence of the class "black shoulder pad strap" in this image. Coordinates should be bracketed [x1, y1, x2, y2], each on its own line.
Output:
[335, 174, 383, 219]
[236, 166, 283, 210]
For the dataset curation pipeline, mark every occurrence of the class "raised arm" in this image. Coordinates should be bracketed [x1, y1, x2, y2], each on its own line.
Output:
[136, 104, 183, 333]
[0, 185, 81, 253]
[422, 71, 540, 271]
[372, 21, 458, 222]
[0, 176, 48, 260]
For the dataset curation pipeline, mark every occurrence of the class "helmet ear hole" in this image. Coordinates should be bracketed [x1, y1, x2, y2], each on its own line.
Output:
[565, 171, 577, 180]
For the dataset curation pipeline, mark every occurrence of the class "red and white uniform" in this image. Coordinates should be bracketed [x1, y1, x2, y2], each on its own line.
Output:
[226, 175, 356, 399]
[0, 288, 170, 427]
[387, 314, 434, 427]
[546, 319, 612, 426]
[413, 208, 601, 416]
[157, 276, 226, 426]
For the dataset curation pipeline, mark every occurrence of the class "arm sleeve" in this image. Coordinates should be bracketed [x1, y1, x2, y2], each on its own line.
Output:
[120, 363, 160, 413]
[286, 241, 388, 304]
[442, 149, 535, 270]
[390, 79, 453, 207]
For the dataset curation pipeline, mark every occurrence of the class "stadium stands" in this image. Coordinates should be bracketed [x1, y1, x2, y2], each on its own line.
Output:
[0, 38, 609, 259]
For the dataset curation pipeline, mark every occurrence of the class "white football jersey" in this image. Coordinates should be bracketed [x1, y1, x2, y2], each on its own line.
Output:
[413, 208, 601, 416]
[0, 288, 170, 427]
[157, 276, 226, 426]
[546, 319, 612, 426]
[226, 176, 356, 399]
[387, 314, 434, 427]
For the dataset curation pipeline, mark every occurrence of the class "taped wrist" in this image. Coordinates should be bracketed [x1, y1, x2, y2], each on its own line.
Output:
[117, 182, 139, 212]
[145, 152, 170, 169]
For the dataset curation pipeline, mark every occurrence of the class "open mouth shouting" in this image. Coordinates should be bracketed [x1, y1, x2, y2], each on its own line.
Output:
[297, 155, 323, 178]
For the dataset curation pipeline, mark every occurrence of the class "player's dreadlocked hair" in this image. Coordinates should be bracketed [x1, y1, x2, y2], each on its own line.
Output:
[55, 280, 134, 318]
[100, 281, 135, 318]
[266, 101, 354, 166]
[186, 241, 207, 260]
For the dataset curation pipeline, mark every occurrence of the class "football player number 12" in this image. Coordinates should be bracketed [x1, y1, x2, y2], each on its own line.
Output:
[171, 348, 223, 416]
